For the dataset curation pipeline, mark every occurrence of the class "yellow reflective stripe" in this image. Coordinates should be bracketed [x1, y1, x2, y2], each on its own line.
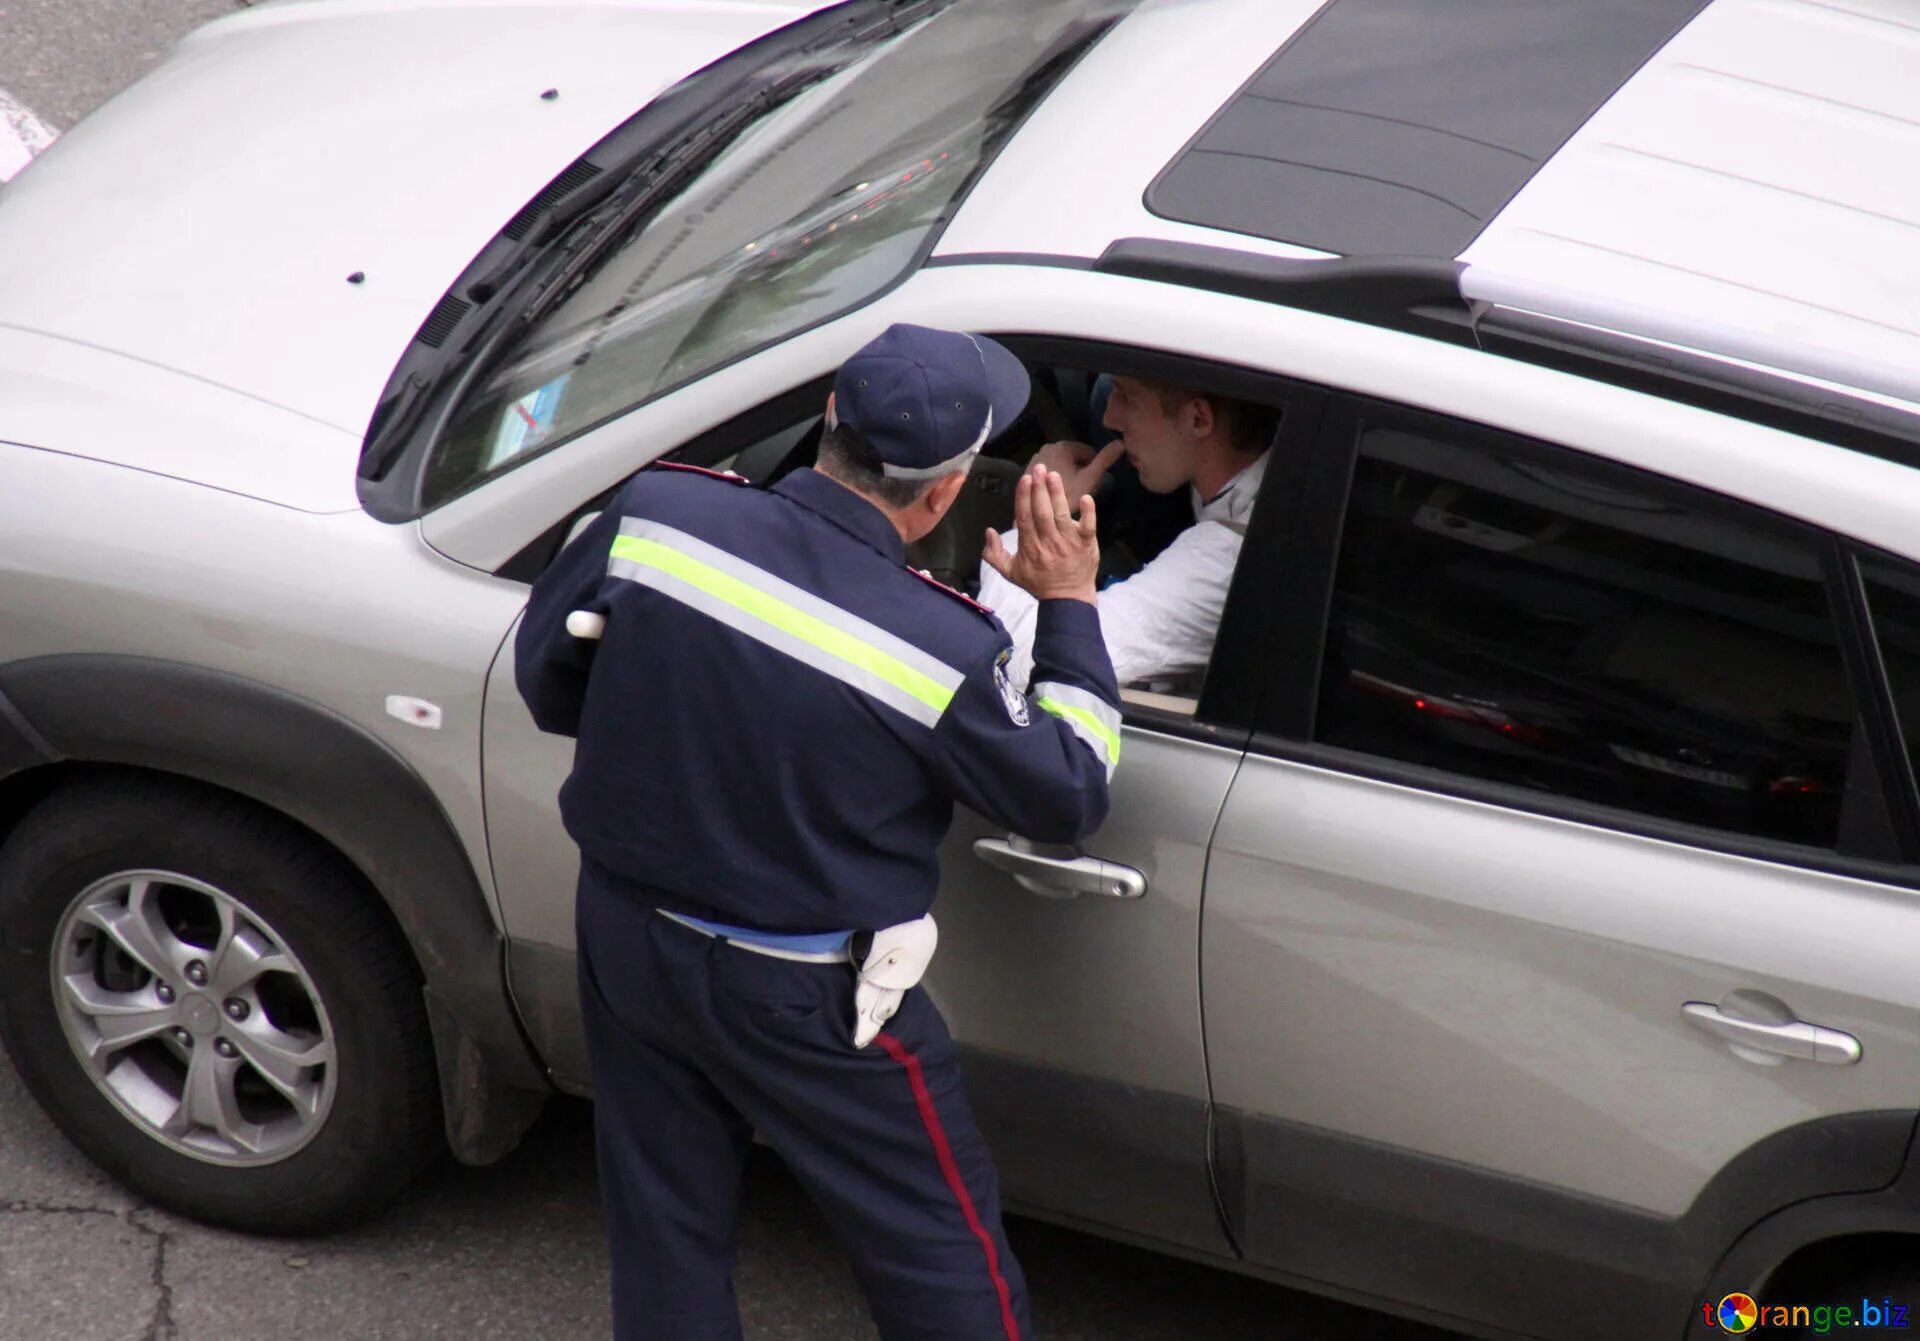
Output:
[609, 534, 957, 717]
[1033, 680, 1123, 770]
[1036, 695, 1122, 766]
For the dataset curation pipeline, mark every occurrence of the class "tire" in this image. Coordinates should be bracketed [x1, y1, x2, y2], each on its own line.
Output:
[1758, 1235, 1920, 1336]
[0, 777, 441, 1233]
[1813, 1243, 1920, 1317]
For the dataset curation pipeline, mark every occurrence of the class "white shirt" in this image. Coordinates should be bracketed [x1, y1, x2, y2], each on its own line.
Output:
[978, 451, 1269, 690]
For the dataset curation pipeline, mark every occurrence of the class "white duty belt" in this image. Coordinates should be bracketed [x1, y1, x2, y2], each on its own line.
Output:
[657, 908, 938, 1049]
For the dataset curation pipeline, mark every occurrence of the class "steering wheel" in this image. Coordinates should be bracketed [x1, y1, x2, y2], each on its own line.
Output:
[906, 456, 1022, 591]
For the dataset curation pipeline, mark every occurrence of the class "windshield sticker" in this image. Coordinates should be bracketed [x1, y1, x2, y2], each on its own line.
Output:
[486, 373, 571, 469]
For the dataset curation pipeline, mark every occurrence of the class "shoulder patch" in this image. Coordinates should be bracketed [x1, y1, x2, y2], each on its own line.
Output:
[906, 566, 997, 623]
[993, 647, 1030, 726]
[647, 460, 752, 486]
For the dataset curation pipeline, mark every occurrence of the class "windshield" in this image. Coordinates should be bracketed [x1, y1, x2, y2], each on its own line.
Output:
[424, 0, 1139, 509]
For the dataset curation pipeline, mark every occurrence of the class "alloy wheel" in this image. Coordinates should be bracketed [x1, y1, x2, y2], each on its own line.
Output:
[50, 870, 338, 1165]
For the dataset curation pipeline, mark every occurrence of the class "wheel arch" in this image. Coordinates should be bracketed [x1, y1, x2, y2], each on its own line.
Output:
[0, 656, 550, 1157]
[1684, 1116, 1920, 1335]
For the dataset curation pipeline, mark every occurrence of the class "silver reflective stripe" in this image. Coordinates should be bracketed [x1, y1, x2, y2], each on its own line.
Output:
[609, 519, 965, 730]
[1032, 680, 1122, 780]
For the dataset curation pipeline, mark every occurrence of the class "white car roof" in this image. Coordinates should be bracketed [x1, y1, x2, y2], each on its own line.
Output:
[950, 0, 1920, 411]
[1462, 0, 1920, 403]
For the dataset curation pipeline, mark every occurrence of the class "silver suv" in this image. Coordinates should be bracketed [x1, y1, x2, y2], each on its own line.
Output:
[1, 0, 1916, 1336]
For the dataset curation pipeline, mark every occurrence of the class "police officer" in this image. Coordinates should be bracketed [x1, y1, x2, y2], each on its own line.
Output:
[515, 322, 1123, 1341]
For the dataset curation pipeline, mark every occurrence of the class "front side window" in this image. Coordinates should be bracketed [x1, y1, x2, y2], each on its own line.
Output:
[423, 0, 1137, 508]
[1314, 420, 1854, 847]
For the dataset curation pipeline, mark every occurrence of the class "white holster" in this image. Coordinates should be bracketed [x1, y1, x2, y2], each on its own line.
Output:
[851, 914, 937, 1048]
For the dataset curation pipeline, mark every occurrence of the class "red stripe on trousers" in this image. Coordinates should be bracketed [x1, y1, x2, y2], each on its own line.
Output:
[876, 1031, 1021, 1341]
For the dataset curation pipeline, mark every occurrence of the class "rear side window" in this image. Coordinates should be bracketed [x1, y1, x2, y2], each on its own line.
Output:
[1314, 422, 1854, 848]
[1861, 556, 1920, 802]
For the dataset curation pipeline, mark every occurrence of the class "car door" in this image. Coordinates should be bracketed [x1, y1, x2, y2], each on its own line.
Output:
[920, 342, 1327, 1255]
[927, 718, 1241, 1255]
[1200, 396, 1920, 1340]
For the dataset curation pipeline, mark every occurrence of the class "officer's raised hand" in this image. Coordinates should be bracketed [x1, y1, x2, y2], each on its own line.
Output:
[982, 465, 1099, 604]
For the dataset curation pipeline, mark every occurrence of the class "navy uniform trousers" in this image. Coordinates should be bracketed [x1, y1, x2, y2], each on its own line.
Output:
[577, 865, 1032, 1341]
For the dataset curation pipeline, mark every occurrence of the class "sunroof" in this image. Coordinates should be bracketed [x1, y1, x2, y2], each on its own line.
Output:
[1146, 0, 1709, 258]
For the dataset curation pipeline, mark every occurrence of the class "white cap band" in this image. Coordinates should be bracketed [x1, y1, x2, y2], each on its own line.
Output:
[878, 408, 992, 481]
[823, 403, 991, 482]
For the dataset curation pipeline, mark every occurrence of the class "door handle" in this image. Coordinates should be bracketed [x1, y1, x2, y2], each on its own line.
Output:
[970, 837, 1147, 900]
[1681, 1001, 1862, 1066]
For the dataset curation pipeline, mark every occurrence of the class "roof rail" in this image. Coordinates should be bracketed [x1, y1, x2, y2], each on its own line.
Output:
[1091, 237, 1920, 473]
[1460, 268, 1920, 412]
[1094, 239, 1475, 348]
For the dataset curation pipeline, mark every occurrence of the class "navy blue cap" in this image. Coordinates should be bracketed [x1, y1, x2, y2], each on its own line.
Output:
[831, 323, 1030, 480]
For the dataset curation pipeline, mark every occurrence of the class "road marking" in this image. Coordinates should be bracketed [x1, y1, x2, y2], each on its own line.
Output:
[0, 89, 57, 183]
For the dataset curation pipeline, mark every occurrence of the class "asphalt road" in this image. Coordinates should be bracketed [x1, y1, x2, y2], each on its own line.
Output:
[0, 0, 242, 132]
[0, 1046, 1473, 1341]
[0, 4, 1470, 1337]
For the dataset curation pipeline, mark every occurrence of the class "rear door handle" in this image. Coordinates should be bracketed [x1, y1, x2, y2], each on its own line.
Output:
[971, 837, 1147, 900]
[1681, 1002, 1862, 1065]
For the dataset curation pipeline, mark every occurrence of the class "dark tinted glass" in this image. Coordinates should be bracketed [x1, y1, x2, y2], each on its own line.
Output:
[1316, 425, 1853, 846]
[1862, 557, 1920, 801]
[1146, 0, 1708, 255]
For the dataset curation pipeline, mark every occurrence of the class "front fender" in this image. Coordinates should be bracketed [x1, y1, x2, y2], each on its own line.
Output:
[0, 654, 548, 1104]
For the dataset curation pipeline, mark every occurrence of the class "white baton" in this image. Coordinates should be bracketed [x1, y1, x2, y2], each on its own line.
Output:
[566, 610, 605, 639]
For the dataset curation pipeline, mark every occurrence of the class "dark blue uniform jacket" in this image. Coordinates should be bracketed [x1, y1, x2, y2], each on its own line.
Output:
[515, 464, 1122, 933]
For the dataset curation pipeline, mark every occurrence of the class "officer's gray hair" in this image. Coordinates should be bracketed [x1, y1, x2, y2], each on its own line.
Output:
[815, 425, 943, 510]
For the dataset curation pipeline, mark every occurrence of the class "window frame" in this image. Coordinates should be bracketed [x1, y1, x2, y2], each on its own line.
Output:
[493, 375, 836, 585]
[1846, 543, 1920, 857]
[1239, 389, 1920, 887]
[502, 334, 1324, 752]
[988, 335, 1329, 751]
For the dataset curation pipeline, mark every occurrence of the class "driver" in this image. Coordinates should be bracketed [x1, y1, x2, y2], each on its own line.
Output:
[981, 375, 1279, 689]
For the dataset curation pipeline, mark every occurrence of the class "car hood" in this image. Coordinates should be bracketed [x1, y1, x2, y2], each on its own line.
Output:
[0, 0, 826, 509]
